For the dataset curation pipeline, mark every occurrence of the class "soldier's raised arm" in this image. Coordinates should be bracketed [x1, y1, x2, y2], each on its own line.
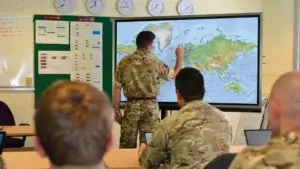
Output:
[156, 46, 184, 80]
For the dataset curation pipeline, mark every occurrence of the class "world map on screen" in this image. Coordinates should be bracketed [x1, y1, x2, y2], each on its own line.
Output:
[116, 17, 259, 104]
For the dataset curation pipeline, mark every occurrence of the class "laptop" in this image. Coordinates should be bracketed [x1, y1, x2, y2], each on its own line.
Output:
[0, 131, 6, 155]
[145, 132, 152, 144]
[244, 129, 271, 146]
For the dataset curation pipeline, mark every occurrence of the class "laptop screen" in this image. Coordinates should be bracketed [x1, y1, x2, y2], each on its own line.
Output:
[0, 132, 6, 154]
[244, 130, 271, 146]
[145, 133, 152, 144]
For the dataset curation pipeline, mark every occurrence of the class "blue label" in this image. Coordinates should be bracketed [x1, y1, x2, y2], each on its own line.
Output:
[93, 31, 101, 35]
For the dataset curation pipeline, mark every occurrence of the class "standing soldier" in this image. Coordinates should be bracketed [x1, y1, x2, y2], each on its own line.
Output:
[113, 31, 184, 148]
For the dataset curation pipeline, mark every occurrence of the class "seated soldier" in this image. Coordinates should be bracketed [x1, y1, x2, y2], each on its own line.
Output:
[34, 81, 113, 169]
[229, 71, 300, 169]
[139, 67, 232, 169]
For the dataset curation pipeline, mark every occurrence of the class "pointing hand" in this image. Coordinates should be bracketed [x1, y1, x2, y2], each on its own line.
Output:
[175, 46, 184, 58]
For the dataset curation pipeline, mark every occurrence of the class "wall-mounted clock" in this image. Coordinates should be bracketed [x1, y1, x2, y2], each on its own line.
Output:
[148, 0, 164, 16]
[177, 0, 194, 15]
[87, 0, 104, 15]
[117, 0, 134, 16]
[55, 0, 75, 14]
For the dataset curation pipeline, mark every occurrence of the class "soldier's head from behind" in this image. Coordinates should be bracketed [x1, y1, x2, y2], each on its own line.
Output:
[136, 31, 156, 53]
[34, 81, 113, 168]
[268, 71, 300, 136]
[175, 67, 205, 107]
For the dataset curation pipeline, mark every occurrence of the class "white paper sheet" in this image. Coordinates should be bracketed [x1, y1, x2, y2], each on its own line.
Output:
[36, 20, 69, 44]
[72, 51, 102, 73]
[71, 72, 102, 90]
[69, 21, 103, 90]
[38, 51, 72, 74]
[70, 22, 102, 51]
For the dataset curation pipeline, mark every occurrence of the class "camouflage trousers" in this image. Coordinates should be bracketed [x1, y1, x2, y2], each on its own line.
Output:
[119, 99, 160, 148]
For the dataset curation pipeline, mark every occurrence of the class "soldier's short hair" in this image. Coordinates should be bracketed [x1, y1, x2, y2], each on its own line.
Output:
[136, 31, 156, 48]
[175, 67, 205, 102]
[34, 81, 113, 166]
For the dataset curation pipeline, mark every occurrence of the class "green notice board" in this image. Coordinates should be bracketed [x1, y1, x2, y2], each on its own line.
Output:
[34, 15, 113, 106]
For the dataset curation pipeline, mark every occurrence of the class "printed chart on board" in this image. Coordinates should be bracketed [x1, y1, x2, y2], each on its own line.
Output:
[36, 20, 103, 90]
[70, 22, 103, 90]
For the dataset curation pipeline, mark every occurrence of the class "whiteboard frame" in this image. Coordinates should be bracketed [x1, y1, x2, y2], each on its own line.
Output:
[112, 13, 263, 110]
[0, 14, 34, 91]
[0, 87, 34, 91]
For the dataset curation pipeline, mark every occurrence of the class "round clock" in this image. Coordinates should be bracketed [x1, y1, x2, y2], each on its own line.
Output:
[117, 0, 134, 16]
[87, 0, 104, 15]
[54, 0, 75, 14]
[177, 0, 194, 15]
[148, 0, 164, 16]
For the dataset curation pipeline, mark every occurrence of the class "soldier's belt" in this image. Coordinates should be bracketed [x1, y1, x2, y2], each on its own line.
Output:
[127, 97, 156, 101]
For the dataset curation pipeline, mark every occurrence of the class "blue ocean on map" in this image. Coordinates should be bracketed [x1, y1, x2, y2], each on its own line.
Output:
[116, 17, 260, 105]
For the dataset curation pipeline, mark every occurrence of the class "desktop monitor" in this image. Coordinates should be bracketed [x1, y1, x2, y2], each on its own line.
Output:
[244, 129, 271, 146]
[114, 14, 262, 110]
[0, 131, 6, 154]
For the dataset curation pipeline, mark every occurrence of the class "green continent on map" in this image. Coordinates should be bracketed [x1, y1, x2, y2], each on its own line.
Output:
[225, 82, 242, 94]
[117, 22, 173, 58]
[117, 44, 136, 55]
[117, 44, 158, 59]
[143, 22, 173, 52]
[184, 33, 256, 75]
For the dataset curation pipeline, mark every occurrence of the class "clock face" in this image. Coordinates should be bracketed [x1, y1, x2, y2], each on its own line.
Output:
[55, 0, 75, 14]
[87, 0, 104, 14]
[148, 0, 164, 16]
[117, 0, 134, 16]
[177, 0, 194, 15]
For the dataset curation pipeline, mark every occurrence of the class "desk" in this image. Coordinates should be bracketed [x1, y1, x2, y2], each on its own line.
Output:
[2, 151, 47, 169]
[105, 149, 140, 169]
[2, 149, 140, 169]
[2, 146, 245, 169]
[0, 126, 35, 137]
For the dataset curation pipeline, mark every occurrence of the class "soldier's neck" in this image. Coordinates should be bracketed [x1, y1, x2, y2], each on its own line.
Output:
[136, 48, 149, 54]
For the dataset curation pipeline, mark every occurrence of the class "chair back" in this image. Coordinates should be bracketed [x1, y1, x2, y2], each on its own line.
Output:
[204, 153, 236, 169]
[0, 101, 15, 126]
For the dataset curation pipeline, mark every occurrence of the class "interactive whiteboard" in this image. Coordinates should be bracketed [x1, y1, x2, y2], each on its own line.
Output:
[115, 15, 261, 106]
[0, 15, 34, 88]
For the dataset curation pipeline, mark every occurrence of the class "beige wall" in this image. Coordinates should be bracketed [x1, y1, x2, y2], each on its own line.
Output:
[0, 0, 295, 147]
[0, 0, 261, 16]
[261, 0, 294, 96]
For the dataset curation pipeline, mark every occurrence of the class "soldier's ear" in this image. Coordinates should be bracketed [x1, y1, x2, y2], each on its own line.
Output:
[147, 44, 152, 51]
[105, 132, 114, 152]
[34, 136, 46, 158]
[269, 100, 281, 119]
[176, 90, 182, 100]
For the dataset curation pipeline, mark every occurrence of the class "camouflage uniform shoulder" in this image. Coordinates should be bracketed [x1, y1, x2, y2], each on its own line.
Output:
[159, 101, 232, 169]
[206, 103, 230, 122]
[128, 51, 158, 65]
[165, 101, 230, 135]
[117, 53, 140, 71]
[180, 101, 230, 122]
[118, 54, 131, 65]
[158, 112, 181, 131]
[229, 132, 300, 169]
